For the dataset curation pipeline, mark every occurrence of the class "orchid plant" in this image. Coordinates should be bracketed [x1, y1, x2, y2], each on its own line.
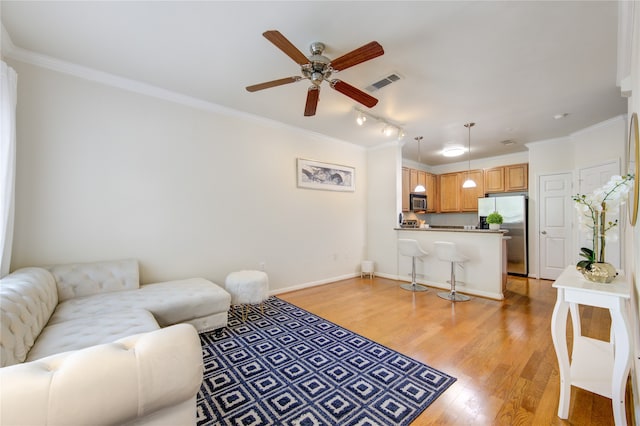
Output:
[572, 174, 634, 269]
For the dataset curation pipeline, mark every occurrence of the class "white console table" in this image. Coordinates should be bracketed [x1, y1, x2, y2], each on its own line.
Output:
[551, 265, 632, 425]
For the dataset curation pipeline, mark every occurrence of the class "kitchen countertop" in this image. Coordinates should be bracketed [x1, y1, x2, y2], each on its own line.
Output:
[395, 227, 508, 234]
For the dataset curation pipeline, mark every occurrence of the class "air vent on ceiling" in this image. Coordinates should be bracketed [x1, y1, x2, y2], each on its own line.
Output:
[500, 139, 517, 146]
[365, 72, 403, 92]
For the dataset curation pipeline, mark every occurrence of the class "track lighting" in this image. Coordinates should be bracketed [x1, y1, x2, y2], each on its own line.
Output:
[353, 107, 403, 139]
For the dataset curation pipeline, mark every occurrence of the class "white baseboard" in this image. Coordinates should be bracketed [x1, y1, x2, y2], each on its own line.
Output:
[270, 273, 359, 296]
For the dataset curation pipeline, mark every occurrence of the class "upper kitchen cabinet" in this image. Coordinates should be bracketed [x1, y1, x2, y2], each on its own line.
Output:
[461, 170, 485, 211]
[484, 163, 528, 193]
[484, 167, 505, 192]
[438, 172, 461, 212]
[402, 167, 410, 212]
[403, 167, 436, 212]
[439, 170, 483, 213]
[409, 169, 427, 194]
[425, 173, 437, 213]
[505, 163, 528, 192]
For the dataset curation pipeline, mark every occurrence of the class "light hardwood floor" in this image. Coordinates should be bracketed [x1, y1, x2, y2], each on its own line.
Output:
[278, 275, 630, 425]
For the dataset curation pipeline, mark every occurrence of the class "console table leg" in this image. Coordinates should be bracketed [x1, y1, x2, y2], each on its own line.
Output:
[551, 293, 571, 419]
[610, 302, 631, 426]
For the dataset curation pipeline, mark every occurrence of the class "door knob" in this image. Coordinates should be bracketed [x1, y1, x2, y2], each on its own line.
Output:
[541, 230, 547, 235]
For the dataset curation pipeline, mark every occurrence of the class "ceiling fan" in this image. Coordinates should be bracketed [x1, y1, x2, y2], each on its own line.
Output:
[246, 30, 384, 117]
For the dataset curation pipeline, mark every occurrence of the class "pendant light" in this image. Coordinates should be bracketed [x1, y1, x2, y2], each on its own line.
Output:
[462, 122, 477, 188]
[413, 136, 426, 192]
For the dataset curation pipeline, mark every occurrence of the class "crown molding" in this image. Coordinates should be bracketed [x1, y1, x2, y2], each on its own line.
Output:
[1, 26, 363, 150]
[569, 114, 627, 138]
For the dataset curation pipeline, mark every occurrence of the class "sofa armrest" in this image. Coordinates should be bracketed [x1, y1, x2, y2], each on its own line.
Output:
[0, 324, 203, 426]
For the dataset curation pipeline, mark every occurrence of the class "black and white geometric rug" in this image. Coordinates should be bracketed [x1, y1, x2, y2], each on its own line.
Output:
[196, 297, 456, 425]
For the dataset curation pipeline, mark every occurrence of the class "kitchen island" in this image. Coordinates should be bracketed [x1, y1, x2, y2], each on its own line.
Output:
[396, 227, 508, 300]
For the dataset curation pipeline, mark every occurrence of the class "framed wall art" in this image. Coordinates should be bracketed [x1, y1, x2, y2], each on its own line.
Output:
[297, 158, 355, 192]
[627, 112, 638, 226]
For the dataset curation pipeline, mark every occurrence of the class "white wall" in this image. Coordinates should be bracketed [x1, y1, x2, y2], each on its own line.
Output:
[622, 0, 640, 407]
[9, 60, 368, 290]
[526, 117, 627, 278]
[366, 142, 403, 277]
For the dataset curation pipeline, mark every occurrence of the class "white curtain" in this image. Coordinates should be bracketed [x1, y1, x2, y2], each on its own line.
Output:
[1, 61, 18, 277]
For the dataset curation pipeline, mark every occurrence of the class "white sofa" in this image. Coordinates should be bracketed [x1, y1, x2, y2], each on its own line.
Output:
[0, 259, 231, 425]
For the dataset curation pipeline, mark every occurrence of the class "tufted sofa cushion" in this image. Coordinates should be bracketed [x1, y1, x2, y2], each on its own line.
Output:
[0, 267, 58, 367]
[50, 278, 231, 328]
[26, 309, 159, 362]
[48, 259, 139, 302]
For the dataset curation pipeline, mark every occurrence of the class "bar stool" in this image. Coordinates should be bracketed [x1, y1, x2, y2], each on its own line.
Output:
[435, 241, 471, 302]
[398, 239, 429, 292]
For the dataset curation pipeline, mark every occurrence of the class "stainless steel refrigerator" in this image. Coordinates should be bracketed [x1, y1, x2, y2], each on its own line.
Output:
[478, 195, 528, 275]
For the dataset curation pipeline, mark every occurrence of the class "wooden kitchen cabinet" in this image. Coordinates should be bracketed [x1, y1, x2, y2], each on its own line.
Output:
[403, 167, 431, 212]
[402, 163, 526, 214]
[426, 173, 437, 212]
[484, 163, 528, 193]
[438, 172, 461, 212]
[402, 167, 410, 212]
[505, 163, 528, 191]
[409, 169, 427, 194]
[461, 170, 484, 211]
[484, 167, 505, 193]
[438, 170, 483, 213]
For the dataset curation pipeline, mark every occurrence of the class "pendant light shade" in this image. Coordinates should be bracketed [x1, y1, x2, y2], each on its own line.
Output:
[462, 177, 477, 188]
[462, 123, 477, 188]
[413, 136, 426, 192]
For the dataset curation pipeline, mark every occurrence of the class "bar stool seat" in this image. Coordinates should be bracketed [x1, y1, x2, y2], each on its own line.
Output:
[398, 239, 429, 292]
[434, 241, 471, 302]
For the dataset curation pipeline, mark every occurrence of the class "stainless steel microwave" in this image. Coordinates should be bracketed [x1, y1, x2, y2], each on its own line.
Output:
[410, 194, 427, 212]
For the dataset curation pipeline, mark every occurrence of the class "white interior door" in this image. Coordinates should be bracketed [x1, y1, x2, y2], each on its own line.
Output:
[538, 172, 573, 280]
[577, 161, 621, 269]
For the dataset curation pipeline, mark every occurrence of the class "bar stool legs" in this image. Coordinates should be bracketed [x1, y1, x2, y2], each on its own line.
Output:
[400, 255, 429, 292]
[437, 261, 471, 301]
[398, 239, 429, 292]
[434, 241, 471, 302]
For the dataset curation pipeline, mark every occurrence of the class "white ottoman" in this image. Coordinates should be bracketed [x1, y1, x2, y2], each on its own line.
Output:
[225, 270, 269, 321]
[361, 260, 374, 279]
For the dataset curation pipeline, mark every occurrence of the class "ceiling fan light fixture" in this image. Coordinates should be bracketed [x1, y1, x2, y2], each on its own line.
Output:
[246, 31, 383, 117]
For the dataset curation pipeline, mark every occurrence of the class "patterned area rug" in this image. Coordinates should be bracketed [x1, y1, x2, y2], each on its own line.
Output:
[196, 297, 456, 425]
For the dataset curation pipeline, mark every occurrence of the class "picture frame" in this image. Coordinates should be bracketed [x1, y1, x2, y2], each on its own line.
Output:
[627, 112, 639, 226]
[297, 158, 355, 192]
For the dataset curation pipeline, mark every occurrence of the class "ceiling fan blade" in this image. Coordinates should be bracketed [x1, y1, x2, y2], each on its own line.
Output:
[246, 76, 302, 92]
[330, 80, 378, 108]
[304, 87, 320, 116]
[330, 41, 384, 71]
[263, 30, 309, 65]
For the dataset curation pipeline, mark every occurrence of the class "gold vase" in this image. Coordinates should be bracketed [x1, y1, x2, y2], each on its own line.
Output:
[581, 262, 618, 283]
